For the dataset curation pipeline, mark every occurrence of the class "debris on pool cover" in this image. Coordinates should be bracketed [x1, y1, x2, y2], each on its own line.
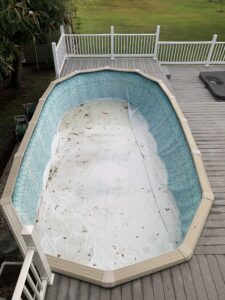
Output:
[35, 99, 181, 270]
[199, 71, 225, 101]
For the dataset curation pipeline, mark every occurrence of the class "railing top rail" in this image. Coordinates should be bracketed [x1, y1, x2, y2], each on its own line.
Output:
[65, 33, 111, 37]
[158, 41, 212, 45]
[64, 33, 156, 37]
[114, 33, 156, 36]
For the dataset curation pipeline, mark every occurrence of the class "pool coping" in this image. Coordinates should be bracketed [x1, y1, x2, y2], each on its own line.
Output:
[0, 67, 214, 287]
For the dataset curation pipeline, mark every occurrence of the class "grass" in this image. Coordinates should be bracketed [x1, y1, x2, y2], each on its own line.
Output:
[0, 66, 54, 175]
[75, 0, 225, 40]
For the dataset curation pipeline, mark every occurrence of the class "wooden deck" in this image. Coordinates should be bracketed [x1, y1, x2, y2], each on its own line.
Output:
[20, 58, 225, 299]
[45, 59, 225, 299]
[61, 57, 163, 77]
[44, 59, 225, 299]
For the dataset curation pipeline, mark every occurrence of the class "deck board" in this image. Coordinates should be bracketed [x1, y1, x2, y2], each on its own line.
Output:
[89, 285, 100, 300]
[197, 255, 219, 300]
[132, 279, 143, 300]
[142, 277, 154, 300]
[57, 276, 70, 300]
[180, 263, 198, 300]
[161, 269, 175, 300]
[99, 288, 110, 300]
[79, 282, 90, 300]
[67, 279, 80, 300]
[111, 285, 122, 300]
[121, 282, 133, 300]
[3, 58, 223, 299]
[207, 255, 225, 300]
[45, 273, 60, 300]
[171, 266, 186, 300]
[152, 273, 165, 300]
[188, 256, 209, 300]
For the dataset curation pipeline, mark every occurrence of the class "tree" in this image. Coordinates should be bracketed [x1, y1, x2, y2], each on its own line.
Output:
[0, 0, 70, 89]
[67, 0, 81, 33]
[0, 42, 12, 81]
[218, 0, 224, 12]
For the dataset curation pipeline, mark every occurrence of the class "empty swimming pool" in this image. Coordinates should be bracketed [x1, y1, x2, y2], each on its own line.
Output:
[1, 68, 213, 287]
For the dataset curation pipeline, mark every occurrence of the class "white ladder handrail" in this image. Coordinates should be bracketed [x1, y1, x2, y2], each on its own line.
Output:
[12, 225, 54, 300]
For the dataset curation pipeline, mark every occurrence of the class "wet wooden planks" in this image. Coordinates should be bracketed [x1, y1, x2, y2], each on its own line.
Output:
[60, 57, 161, 77]
[45, 61, 225, 299]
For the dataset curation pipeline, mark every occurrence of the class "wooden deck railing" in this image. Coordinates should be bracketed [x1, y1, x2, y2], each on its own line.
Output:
[52, 25, 225, 77]
[12, 226, 54, 300]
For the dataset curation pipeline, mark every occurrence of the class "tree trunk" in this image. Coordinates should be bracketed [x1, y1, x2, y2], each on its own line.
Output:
[10, 46, 23, 89]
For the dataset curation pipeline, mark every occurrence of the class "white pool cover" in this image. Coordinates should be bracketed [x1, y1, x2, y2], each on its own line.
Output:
[35, 99, 181, 270]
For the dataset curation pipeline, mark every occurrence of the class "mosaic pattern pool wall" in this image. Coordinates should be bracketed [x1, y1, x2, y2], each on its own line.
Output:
[12, 70, 202, 237]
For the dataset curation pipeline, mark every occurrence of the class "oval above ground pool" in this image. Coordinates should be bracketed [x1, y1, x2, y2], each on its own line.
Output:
[1, 68, 214, 287]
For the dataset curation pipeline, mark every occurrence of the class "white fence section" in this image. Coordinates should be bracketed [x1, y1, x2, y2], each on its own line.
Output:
[12, 226, 54, 300]
[64, 26, 159, 59]
[52, 25, 225, 77]
[211, 42, 225, 64]
[158, 34, 225, 65]
[113, 33, 157, 57]
[158, 41, 212, 64]
[65, 34, 111, 57]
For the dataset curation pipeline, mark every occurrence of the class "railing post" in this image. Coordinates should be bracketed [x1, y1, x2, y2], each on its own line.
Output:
[52, 42, 60, 78]
[205, 34, 217, 66]
[111, 26, 115, 60]
[60, 24, 65, 36]
[153, 25, 160, 59]
[22, 225, 54, 285]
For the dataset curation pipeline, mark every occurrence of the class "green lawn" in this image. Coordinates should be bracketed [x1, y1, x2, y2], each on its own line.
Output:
[75, 0, 225, 40]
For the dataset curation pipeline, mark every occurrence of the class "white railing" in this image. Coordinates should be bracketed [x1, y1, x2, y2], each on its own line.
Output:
[158, 34, 225, 65]
[65, 33, 111, 57]
[210, 42, 225, 64]
[12, 226, 54, 300]
[114, 33, 157, 57]
[52, 25, 160, 77]
[158, 41, 212, 64]
[64, 25, 159, 59]
[52, 25, 225, 77]
[52, 26, 67, 78]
